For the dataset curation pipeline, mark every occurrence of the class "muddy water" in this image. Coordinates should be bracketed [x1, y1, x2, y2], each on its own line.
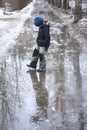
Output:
[0, 1, 87, 130]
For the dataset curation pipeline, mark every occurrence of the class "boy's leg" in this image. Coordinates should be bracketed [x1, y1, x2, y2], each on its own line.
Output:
[38, 47, 46, 71]
[27, 48, 39, 69]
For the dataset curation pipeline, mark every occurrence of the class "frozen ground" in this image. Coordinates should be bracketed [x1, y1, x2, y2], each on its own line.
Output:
[0, 1, 87, 130]
[0, 0, 87, 64]
[0, 1, 35, 63]
[53, 1, 87, 46]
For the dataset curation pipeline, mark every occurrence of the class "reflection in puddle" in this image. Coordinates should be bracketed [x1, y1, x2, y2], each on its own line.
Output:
[29, 71, 48, 122]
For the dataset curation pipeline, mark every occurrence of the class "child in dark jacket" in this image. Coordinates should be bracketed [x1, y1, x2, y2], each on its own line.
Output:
[27, 16, 50, 72]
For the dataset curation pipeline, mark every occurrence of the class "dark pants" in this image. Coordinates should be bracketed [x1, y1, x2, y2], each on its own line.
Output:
[29, 47, 46, 70]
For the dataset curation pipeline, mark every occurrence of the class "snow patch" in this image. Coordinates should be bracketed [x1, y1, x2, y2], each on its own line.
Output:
[0, 1, 35, 63]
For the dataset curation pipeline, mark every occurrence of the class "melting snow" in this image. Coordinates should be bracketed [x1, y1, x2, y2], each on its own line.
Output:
[0, 1, 35, 63]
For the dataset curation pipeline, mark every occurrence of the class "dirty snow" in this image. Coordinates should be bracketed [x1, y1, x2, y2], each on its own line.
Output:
[0, 0, 87, 63]
[0, 1, 87, 130]
[0, 1, 35, 63]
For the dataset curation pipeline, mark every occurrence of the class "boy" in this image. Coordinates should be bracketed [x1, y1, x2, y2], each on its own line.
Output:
[27, 16, 50, 72]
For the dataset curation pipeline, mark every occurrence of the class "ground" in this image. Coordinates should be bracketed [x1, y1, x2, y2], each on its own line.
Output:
[0, 0, 87, 130]
[52, 3, 87, 53]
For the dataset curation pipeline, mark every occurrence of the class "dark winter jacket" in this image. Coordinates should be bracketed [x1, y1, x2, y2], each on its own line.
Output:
[37, 24, 50, 49]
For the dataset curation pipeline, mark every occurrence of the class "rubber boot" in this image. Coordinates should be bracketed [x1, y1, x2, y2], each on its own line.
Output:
[27, 48, 39, 69]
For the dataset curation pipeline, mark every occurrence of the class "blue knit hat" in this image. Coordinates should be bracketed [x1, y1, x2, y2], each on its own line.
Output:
[34, 17, 43, 26]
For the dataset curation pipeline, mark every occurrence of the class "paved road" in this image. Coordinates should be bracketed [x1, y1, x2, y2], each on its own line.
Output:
[0, 1, 87, 130]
